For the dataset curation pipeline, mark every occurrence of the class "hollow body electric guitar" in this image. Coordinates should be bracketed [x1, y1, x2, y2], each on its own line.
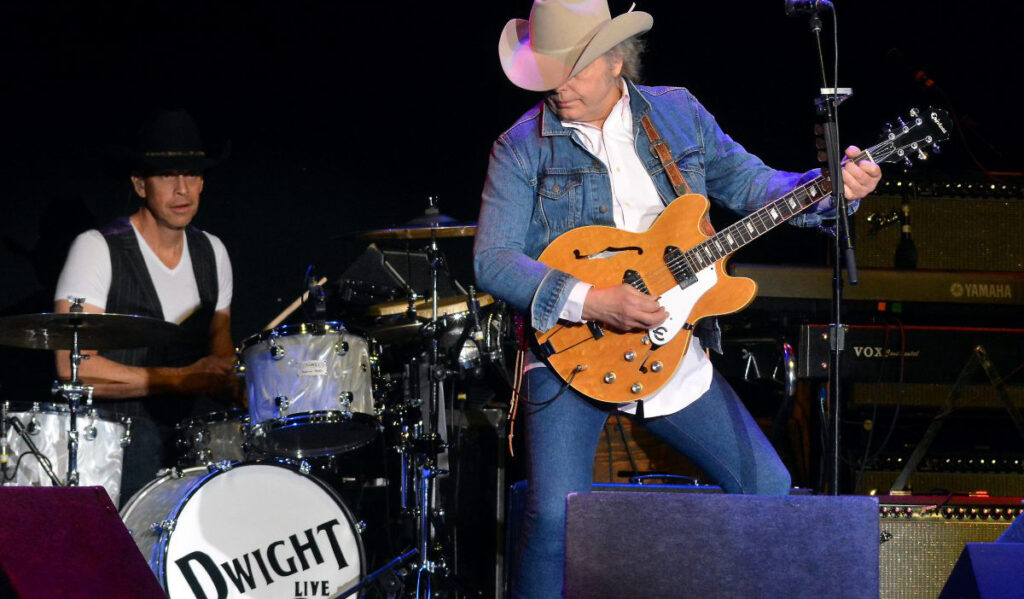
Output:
[534, 107, 952, 404]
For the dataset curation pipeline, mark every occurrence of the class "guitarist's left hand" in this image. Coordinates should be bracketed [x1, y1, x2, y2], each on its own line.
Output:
[840, 145, 883, 201]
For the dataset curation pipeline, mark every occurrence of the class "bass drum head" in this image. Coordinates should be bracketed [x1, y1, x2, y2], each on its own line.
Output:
[122, 462, 364, 598]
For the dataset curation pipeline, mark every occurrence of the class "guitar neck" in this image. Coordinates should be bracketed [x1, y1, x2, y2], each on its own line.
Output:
[677, 148, 875, 274]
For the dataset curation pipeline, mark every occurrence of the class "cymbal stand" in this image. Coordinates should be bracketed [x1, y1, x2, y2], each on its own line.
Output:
[341, 204, 480, 598]
[51, 298, 95, 487]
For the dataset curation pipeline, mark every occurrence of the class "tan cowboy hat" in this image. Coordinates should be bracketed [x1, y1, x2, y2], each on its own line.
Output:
[498, 0, 653, 92]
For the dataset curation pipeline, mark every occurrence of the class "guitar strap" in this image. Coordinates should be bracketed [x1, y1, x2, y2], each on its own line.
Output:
[640, 114, 693, 197]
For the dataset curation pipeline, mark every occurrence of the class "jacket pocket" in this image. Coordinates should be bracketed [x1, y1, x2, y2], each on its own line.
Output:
[536, 173, 582, 237]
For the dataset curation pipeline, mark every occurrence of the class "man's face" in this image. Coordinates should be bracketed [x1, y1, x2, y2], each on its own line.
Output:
[131, 172, 203, 230]
[545, 55, 624, 125]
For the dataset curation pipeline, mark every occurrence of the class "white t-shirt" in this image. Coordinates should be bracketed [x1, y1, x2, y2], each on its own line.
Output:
[54, 222, 232, 325]
[529, 82, 714, 418]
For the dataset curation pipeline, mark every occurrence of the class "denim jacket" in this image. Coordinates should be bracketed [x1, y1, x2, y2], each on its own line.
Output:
[474, 80, 829, 346]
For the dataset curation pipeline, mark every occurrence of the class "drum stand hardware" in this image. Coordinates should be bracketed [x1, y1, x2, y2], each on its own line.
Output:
[339, 199, 483, 599]
[50, 298, 96, 488]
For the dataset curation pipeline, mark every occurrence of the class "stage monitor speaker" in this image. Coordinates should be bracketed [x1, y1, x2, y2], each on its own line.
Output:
[997, 513, 1024, 543]
[938, 543, 1024, 599]
[0, 486, 163, 599]
[564, 492, 878, 599]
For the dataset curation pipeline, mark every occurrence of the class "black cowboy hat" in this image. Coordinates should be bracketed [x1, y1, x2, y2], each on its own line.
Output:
[130, 108, 227, 175]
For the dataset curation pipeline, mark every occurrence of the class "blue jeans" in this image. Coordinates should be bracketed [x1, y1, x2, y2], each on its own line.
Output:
[513, 367, 791, 599]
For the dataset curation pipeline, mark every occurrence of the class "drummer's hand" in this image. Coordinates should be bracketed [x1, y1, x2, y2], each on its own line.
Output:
[581, 284, 667, 332]
[178, 356, 236, 396]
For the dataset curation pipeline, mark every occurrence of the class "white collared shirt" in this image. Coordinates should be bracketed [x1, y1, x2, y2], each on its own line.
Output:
[530, 81, 713, 418]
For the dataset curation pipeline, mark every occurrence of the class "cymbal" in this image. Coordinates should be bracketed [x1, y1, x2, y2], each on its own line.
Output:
[356, 208, 477, 241]
[366, 293, 494, 318]
[0, 312, 185, 350]
[358, 222, 477, 241]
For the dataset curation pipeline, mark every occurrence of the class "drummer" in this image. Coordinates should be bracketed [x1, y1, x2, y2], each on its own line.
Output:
[53, 109, 236, 504]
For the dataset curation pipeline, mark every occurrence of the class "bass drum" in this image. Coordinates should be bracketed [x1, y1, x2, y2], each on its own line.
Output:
[121, 462, 364, 598]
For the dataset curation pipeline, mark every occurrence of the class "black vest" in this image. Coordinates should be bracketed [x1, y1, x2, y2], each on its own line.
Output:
[96, 218, 219, 422]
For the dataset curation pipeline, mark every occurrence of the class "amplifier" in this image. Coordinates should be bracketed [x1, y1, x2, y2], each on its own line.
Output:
[854, 191, 1024, 271]
[857, 470, 1024, 498]
[876, 494, 1022, 599]
[797, 324, 1024, 386]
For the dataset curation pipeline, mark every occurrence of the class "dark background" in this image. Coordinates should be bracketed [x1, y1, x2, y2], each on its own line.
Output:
[2, 1, 1021, 400]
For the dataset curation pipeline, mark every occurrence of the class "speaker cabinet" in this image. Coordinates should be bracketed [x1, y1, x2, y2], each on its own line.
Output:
[564, 492, 878, 599]
[854, 192, 1024, 271]
[0, 486, 163, 598]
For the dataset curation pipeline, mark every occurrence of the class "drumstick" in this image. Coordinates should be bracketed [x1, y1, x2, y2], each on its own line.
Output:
[262, 277, 328, 331]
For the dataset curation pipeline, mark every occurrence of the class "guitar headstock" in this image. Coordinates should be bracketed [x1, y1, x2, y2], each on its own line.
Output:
[868, 106, 952, 167]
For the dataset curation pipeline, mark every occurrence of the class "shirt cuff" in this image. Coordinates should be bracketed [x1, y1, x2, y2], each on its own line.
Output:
[558, 281, 593, 323]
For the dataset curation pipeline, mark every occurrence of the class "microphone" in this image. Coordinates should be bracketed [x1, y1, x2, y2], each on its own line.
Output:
[785, 0, 833, 16]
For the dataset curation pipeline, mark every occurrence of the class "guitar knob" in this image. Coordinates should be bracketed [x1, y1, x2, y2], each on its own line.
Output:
[603, 372, 617, 384]
[650, 361, 663, 373]
[623, 350, 636, 362]
[630, 383, 643, 395]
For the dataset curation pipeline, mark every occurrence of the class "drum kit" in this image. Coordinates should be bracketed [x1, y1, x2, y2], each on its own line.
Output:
[0, 201, 514, 599]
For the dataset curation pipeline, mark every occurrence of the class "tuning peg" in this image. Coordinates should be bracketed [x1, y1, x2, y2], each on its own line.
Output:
[931, 143, 942, 155]
[883, 122, 893, 134]
[897, 117, 909, 132]
[903, 156, 914, 168]
[909, 107, 920, 118]
[917, 149, 928, 161]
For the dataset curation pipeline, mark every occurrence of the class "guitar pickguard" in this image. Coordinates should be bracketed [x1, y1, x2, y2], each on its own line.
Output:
[649, 264, 718, 345]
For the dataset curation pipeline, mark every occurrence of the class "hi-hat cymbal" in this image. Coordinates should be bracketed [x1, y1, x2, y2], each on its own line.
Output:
[0, 312, 185, 350]
[366, 293, 494, 318]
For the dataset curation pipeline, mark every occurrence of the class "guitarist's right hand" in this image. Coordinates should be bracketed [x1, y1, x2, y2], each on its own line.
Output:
[581, 284, 668, 331]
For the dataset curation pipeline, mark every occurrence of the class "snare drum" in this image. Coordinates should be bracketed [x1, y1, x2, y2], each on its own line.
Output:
[239, 323, 378, 458]
[2, 402, 130, 505]
[121, 461, 364, 598]
[175, 409, 249, 466]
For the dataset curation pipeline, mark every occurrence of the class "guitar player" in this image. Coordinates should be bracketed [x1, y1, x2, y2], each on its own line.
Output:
[472, 2, 882, 598]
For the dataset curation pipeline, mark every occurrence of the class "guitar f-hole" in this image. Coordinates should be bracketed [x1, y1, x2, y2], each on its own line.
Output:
[573, 246, 644, 260]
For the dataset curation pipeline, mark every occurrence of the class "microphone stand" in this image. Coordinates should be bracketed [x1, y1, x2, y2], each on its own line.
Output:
[803, 7, 856, 495]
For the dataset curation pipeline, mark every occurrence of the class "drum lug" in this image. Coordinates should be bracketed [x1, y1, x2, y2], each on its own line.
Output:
[83, 424, 98, 441]
[150, 519, 176, 535]
[299, 460, 312, 475]
[269, 334, 285, 361]
[208, 460, 234, 473]
[335, 341, 349, 356]
[121, 417, 132, 448]
[339, 392, 353, 418]
[274, 396, 291, 415]
[355, 520, 367, 534]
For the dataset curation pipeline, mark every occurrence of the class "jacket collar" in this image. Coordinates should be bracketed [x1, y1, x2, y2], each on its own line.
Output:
[540, 78, 651, 137]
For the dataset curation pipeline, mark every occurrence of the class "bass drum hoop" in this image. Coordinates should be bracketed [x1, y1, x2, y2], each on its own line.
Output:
[120, 459, 366, 592]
